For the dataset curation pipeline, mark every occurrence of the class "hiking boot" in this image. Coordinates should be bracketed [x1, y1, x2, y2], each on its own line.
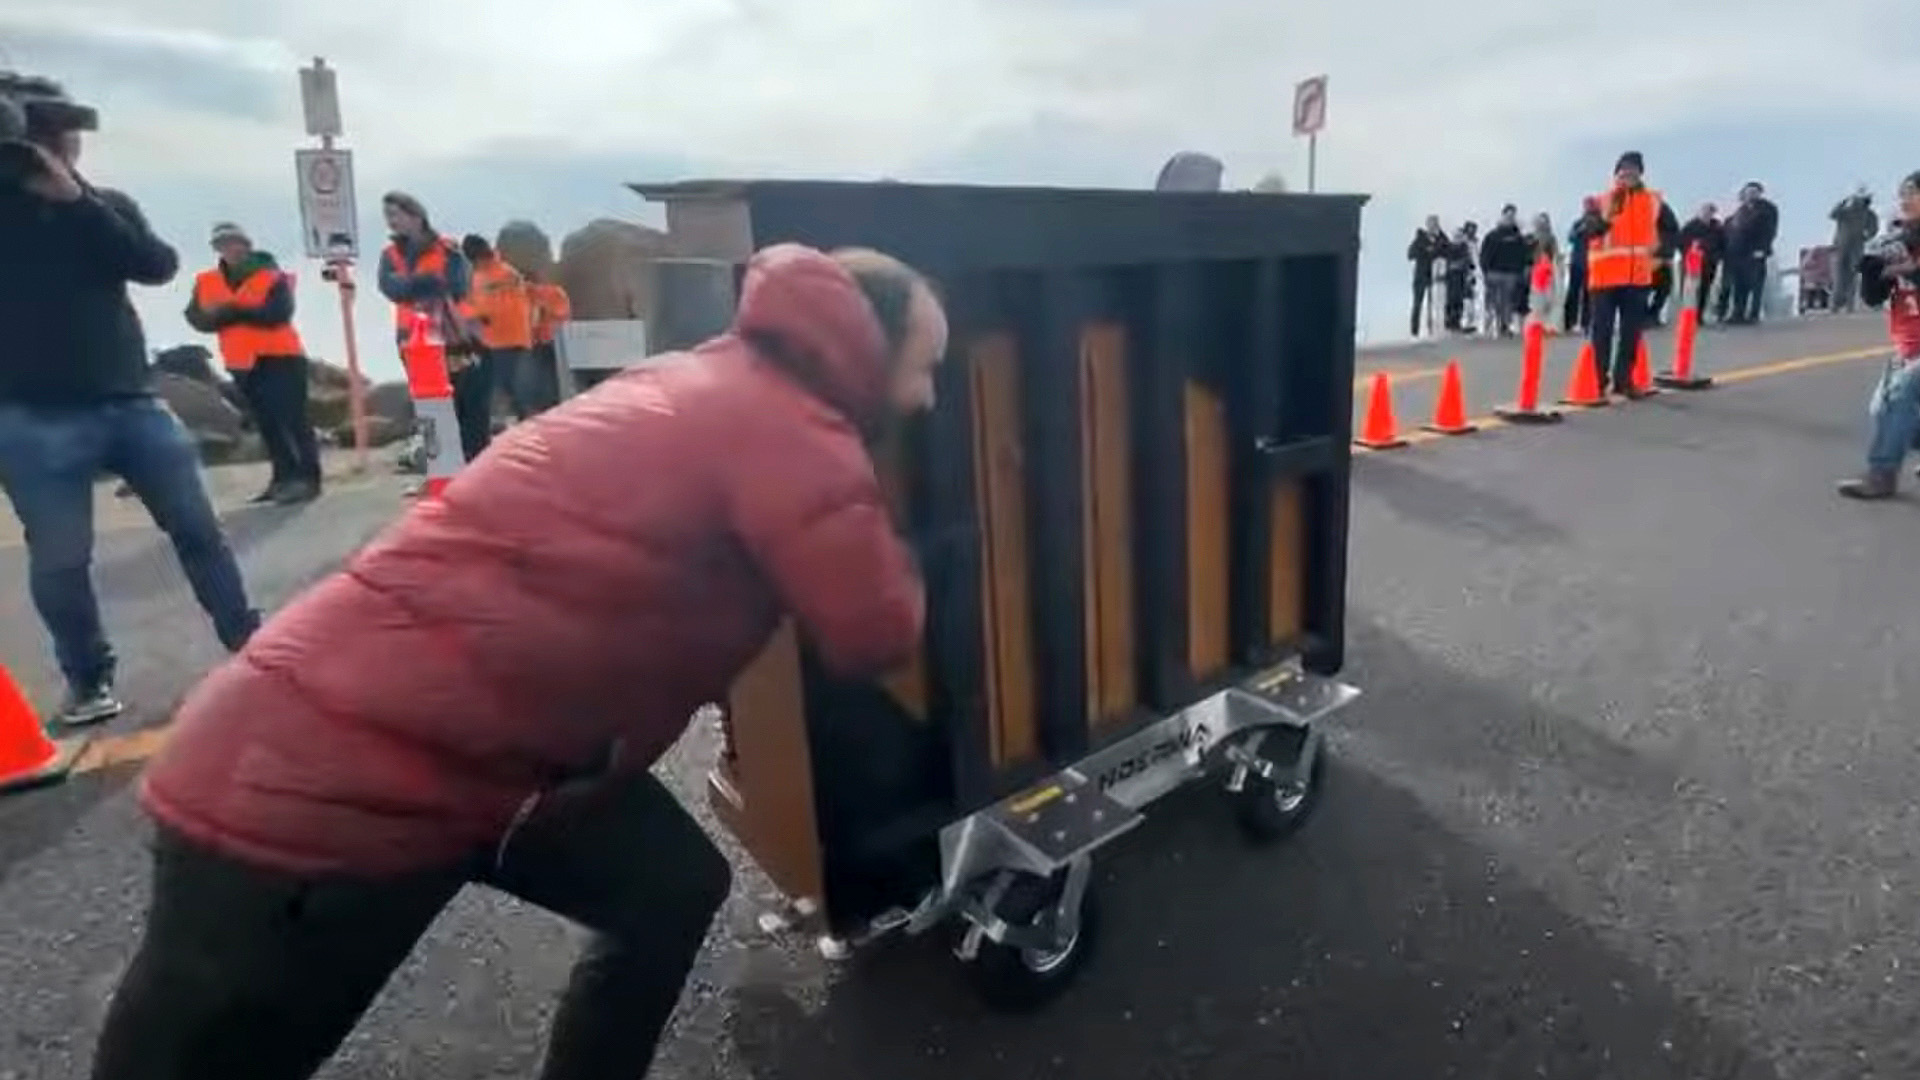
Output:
[272, 478, 321, 505]
[249, 480, 285, 504]
[56, 685, 124, 728]
[1837, 469, 1899, 500]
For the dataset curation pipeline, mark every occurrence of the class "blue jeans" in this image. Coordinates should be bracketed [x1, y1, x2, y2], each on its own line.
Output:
[1867, 356, 1920, 473]
[0, 398, 259, 695]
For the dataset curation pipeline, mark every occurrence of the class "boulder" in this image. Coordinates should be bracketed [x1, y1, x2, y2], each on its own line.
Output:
[558, 218, 669, 321]
[306, 359, 361, 432]
[154, 372, 261, 464]
[497, 220, 555, 280]
[1252, 172, 1289, 193]
[153, 344, 218, 384]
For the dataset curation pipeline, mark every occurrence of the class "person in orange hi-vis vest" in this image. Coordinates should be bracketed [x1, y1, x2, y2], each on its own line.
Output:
[1579, 151, 1680, 398]
[183, 223, 322, 504]
[460, 234, 539, 426]
[526, 272, 572, 414]
[375, 192, 482, 465]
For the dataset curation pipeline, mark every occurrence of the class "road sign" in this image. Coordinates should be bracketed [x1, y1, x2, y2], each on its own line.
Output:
[299, 59, 342, 138]
[1293, 75, 1328, 137]
[295, 147, 358, 260]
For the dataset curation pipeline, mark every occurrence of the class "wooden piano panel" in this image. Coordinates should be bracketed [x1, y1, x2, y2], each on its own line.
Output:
[1268, 479, 1307, 644]
[1080, 323, 1138, 728]
[1184, 381, 1231, 680]
[970, 333, 1040, 768]
[711, 622, 824, 906]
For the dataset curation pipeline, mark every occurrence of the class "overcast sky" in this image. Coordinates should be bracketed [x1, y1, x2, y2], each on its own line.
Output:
[5, 0, 1917, 380]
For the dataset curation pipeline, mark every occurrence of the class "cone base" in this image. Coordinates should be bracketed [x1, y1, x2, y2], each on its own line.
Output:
[1494, 405, 1564, 425]
[1354, 436, 1408, 450]
[0, 734, 89, 797]
[1420, 421, 1479, 435]
[1655, 373, 1714, 390]
[1559, 396, 1610, 408]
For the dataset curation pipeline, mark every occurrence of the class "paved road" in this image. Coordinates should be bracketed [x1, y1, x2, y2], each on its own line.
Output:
[0, 315, 1911, 1079]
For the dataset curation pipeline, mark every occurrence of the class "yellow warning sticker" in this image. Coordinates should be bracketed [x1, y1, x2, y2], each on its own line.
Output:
[1006, 784, 1065, 816]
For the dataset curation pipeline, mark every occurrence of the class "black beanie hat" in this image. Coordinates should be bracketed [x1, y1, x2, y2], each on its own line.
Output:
[1616, 151, 1645, 174]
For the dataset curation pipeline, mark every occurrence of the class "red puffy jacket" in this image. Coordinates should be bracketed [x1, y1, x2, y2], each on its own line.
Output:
[141, 244, 926, 877]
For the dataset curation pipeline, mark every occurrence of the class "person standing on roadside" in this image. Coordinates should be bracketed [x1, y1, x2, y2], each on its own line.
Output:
[1528, 212, 1560, 324]
[0, 73, 259, 726]
[1564, 195, 1603, 334]
[1836, 173, 1920, 499]
[1406, 215, 1448, 337]
[1443, 222, 1479, 333]
[88, 243, 945, 1080]
[376, 192, 482, 464]
[461, 234, 538, 422]
[1830, 186, 1879, 313]
[1478, 205, 1530, 338]
[184, 223, 322, 505]
[1580, 151, 1680, 397]
[1723, 181, 1779, 324]
[1677, 203, 1726, 323]
[526, 269, 572, 412]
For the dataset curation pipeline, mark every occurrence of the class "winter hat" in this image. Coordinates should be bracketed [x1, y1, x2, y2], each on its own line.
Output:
[209, 222, 251, 247]
[381, 190, 431, 230]
[1615, 151, 1645, 174]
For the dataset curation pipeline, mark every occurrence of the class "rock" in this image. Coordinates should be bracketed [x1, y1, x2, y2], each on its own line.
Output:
[558, 218, 669, 321]
[365, 380, 415, 426]
[497, 220, 555, 280]
[153, 344, 218, 384]
[1252, 172, 1289, 193]
[155, 372, 253, 462]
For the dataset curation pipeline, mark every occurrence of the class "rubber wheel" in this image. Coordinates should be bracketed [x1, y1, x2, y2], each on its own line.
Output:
[960, 870, 1100, 1013]
[1228, 726, 1327, 843]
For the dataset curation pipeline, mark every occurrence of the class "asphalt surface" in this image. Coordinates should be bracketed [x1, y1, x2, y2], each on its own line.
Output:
[0, 313, 1910, 1079]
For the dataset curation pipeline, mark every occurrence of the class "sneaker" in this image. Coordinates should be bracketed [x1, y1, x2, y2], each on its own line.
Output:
[57, 686, 124, 728]
[272, 479, 321, 505]
[1838, 470, 1899, 500]
[249, 480, 285, 504]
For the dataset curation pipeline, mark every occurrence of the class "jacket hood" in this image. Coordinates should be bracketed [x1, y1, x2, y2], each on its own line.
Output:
[731, 243, 891, 427]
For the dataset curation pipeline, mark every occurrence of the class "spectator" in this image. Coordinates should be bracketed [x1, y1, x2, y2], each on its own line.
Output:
[1443, 223, 1477, 333]
[1836, 173, 1920, 499]
[183, 223, 322, 505]
[1406, 215, 1448, 337]
[1830, 185, 1879, 313]
[526, 269, 572, 413]
[460, 234, 539, 423]
[0, 74, 259, 726]
[1564, 196, 1603, 333]
[376, 193, 483, 463]
[1529, 212, 1560, 323]
[1677, 202, 1726, 322]
[1478, 205, 1530, 338]
[1723, 181, 1779, 325]
[90, 244, 946, 1080]
[1579, 151, 1679, 397]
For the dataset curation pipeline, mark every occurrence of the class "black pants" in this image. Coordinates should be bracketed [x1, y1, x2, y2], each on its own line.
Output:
[1410, 276, 1434, 337]
[449, 356, 494, 462]
[237, 356, 321, 489]
[1588, 285, 1650, 391]
[1647, 265, 1672, 324]
[1694, 261, 1719, 319]
[89, 772, 731, 1080]
[1726, 254, 1765, 323]
[1563, 263, 1588, 332]
[1442, 273, 1468, 330]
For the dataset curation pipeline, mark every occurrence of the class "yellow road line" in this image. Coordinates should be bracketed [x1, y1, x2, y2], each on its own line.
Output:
[44, 340, 1892, 780]
[1357, 344, 1886, 454]
[1354, 364, 1446, 389]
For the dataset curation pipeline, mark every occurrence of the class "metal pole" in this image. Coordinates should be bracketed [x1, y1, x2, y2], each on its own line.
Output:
[1307, 134, 1318, 193]
[334, 264, 369, 471]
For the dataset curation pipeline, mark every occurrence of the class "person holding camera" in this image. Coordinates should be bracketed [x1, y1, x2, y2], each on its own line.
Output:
[0, 73, 260, 726]
[1836, 174, 1920, 500]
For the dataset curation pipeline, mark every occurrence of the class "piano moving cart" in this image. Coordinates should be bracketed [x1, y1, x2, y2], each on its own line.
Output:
[635, 180, 1367, 1012]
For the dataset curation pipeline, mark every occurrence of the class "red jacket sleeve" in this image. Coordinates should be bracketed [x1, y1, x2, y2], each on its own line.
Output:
[726, 417, 925, 679]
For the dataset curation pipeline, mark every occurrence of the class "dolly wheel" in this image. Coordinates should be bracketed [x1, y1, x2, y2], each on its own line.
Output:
[959, 870, 1100, 1013]
[1228, 726, 1328, 843]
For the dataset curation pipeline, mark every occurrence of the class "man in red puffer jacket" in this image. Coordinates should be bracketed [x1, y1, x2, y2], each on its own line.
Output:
[89, 244, 946, 1080]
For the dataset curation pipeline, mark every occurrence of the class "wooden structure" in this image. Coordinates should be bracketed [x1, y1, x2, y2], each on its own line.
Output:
[632, 179, 1367, 938]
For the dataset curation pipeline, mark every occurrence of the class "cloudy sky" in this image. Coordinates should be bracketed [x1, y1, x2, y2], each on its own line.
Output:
[5, 0, 1916, 380]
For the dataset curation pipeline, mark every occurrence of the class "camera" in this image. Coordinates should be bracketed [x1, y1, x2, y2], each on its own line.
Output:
[0, 71, 99, 185]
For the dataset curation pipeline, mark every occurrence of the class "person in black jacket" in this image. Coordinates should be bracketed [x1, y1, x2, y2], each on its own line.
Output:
[1676, 202, 1726, 322]
[1444, 223, 1479, 333]
[0, 76, 258, 727]
[1723, 181, 1779, 324]
[1564, 196, 1603, 333]
[1407, 215, 1448, 337]
[1478, 205, 1531, 337]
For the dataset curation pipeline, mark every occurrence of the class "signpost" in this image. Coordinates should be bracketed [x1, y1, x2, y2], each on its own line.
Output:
[296, 58, 368, 470]
[1292, 75, 1328, 193]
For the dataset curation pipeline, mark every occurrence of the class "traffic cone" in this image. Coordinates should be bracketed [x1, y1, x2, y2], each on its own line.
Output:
[1495, 319, 1564, 425]
[1560, 342, 1609, 408]
[1354, 371, 1407, 449]
[399, 312, 468, 499]
[0, 664, 88, 796]
[1422, 360, 1478, 435]
[1629, 337, 1661, 396]
[1657, 305, 1714, 390]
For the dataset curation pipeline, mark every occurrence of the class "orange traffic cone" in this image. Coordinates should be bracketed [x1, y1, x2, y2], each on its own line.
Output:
[0, 664, 87, 796]
[1560, 343, 1609, 408]
[1629, 337, 1660, 396]
[1355, 371, 1407, 449]
[1422, 359, 1478, 435]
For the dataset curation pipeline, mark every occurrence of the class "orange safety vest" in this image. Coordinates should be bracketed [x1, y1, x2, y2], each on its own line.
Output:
[386, 239, 458, 333]
[193, 266, 304, 372]
[528, 281, 572, 345]
[468, 258, 534, 349]
[1586, 186, 1663, 291]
